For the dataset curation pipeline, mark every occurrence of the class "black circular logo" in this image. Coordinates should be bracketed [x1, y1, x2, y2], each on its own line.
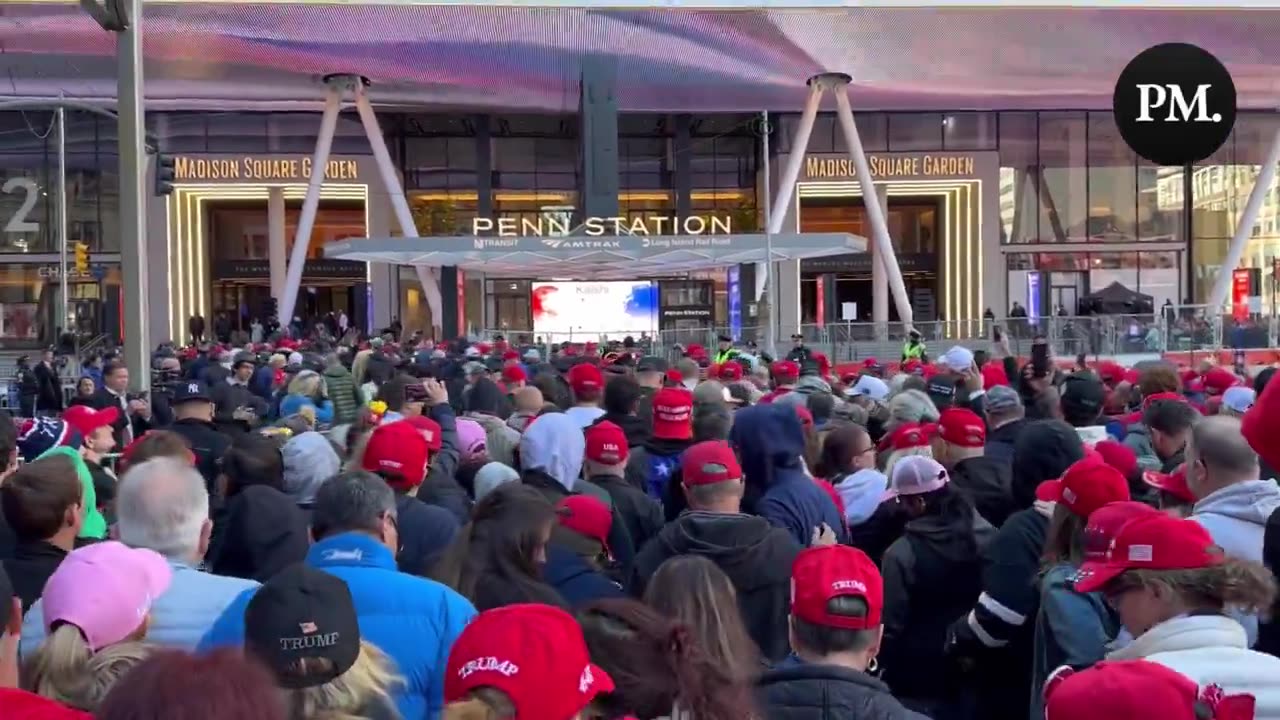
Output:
[1113, 42, 1236, 166]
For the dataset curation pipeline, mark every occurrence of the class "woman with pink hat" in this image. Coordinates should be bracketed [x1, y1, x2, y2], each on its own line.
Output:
[23, 541, 172, 711]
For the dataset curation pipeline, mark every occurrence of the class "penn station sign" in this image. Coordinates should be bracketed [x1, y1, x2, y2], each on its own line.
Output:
[804, 153, 978, 180]
[174, 155, 361, 182]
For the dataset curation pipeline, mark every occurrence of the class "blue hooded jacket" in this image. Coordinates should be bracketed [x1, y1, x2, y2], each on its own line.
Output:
[730, 404, 846, 547]
[198, 532, 476, 720]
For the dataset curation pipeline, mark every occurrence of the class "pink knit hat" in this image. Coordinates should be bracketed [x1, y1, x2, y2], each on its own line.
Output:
[41, 541, 172, 650]
[455, 418, 489, 463]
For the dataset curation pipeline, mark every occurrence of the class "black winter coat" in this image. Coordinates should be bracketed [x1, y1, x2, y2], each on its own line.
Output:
[757, 660, 930, 720]
[632, 511, 801, 661]
[949, 456, 1015, 528]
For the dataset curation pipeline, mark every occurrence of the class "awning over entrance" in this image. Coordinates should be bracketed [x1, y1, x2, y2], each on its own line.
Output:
[323, 232, 866, 279]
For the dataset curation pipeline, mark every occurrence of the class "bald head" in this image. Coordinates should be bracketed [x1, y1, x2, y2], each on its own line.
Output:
[513, 385, 544, 413]
[1186, 415, 1259, 498]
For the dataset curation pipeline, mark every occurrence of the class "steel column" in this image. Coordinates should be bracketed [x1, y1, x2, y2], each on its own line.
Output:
[1207, 124, 1280, 312]
[278, 81, 342, 326]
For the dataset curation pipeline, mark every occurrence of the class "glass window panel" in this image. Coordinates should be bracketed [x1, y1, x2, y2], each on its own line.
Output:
[833, 113, 887, 153]
[998, 112, 1039, 244]
[1086, 112, 1137, 243]
[206, 114, 268, 153]
[1190, 113, 1280, 305]
[943, 112, 996, 150]
[1039, 112, 1088, 243]
[494, 138, 537, 173]
[888, 113, 943, 151]
[150, 113, 208, 153]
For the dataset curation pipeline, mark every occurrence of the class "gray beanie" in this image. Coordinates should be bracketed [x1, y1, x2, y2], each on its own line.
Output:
[473, 462, 520, 501]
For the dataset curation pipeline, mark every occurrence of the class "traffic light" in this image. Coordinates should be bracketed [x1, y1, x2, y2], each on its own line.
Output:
[154, 152, 175, 196]
[74, 242, 89, 273]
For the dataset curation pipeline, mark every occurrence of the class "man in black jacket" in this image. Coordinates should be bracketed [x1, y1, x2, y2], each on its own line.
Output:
[583, 421, 662, 554]
[944, 419, 1084, 720]
[165, 380, 232, 491]
[89, 360, 151, 448]
[0, 454, 83, 611]
[32, 349, 62, 416]
[631, 440, 801, 662]
[932, 407, 1015, 528]
[982, 385, 1026, 466]
[757, 545, 927, 720]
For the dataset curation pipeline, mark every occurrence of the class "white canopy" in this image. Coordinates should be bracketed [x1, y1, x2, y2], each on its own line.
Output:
[323, 232, 866, 279]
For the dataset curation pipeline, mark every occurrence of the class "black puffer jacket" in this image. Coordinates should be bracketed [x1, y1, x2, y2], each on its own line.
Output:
[757, 659, 930, 720]
[949, 456, 1014, 528]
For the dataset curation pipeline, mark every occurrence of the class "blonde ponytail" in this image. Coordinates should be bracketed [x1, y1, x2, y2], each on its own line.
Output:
[23, 624, 152, 710]
[442, 688, 516, 720]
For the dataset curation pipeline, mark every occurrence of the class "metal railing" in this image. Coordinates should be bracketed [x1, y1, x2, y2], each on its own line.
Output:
[478, 305, 1275, 364]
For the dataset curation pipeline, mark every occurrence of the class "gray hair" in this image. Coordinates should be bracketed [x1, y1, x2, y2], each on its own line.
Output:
[885, 389, 940, 431]
[693, 404, 733, 442]
[1187, 416, 1258, 480]
[116, 458, 209, 561]
[311, 470, 396, 540]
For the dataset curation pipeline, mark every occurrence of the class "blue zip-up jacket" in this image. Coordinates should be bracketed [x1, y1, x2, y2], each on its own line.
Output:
[1029, 562, 1117, 719]
[730, 403, 846, 548]
[198, 532, 477, 720]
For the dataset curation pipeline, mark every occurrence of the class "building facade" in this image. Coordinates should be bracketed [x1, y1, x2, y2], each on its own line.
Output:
[0, 108, 1276, 348]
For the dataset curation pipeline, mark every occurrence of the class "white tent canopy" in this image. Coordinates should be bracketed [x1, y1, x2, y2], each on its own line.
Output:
[324, 232, 865, 279]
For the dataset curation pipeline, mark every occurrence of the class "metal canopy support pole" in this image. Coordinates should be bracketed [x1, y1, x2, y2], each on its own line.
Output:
[831, 78, 913, 327]
[353, 81, 442, 337]
[117, 0, 149, 391]
[1208, 124, 1280, 313]
[56, 107, 68, 336]
[765, 84, 823, 236]
[760, 110, 775, 356]
[278, 78, 343, 326]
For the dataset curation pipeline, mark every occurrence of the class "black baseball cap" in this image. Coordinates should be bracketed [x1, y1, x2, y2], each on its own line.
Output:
[636, 356, 668, 373]
[245, 564, 361, 690]
[717, 334, 732, 343]
[1061, 372, 1106, 414]
[171, 379, 212, 404]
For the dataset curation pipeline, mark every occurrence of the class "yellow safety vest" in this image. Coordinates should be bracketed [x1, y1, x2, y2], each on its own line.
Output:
[902, 342, 925, 361]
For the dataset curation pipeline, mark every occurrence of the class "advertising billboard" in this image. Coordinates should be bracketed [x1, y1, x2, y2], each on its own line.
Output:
[531, 281, 657, 342]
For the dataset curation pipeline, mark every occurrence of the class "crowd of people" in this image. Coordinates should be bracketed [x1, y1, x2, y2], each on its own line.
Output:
[0, 325, 1279, 719]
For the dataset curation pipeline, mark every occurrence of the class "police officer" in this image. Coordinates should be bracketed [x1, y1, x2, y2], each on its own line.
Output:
[786, 333, 813, 363]
[165, 379, 232, 492]
[902, 328, 929, 363]
[712, 334, 739, 365]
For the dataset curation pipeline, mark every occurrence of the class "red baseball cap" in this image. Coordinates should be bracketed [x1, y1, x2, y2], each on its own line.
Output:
[1093, 440, 1138, 480]
[445, 604, 614, 719]
[1203, 367, 1240, 395]
[878, 422, 930, 452]
[935, 408, 986, 448]
[664, 368, 684, 386]
[361, 420, 431, 488]
[771, 360, 800, 379]
[567, 363, 603, 395]
[1081, 501, 1161, 561]
[1036, 457, 1130, 519]
[652, 387, 693, 441]
[62, 405, 119, 439]
[791, 546, 883, 630]
[557, 495, 612, 555]
[718, 362, 743, 382]
[1144, 464, 1196, 504]
[1045, 660, 1255, 720]
[403, 415, 444, 452]
[681, 440, 742, 487]
[584, 421, 629, 465]
[501, 365, 527, 384]
[1073, 514, 1224, 593]
[502, 350, 520, 361]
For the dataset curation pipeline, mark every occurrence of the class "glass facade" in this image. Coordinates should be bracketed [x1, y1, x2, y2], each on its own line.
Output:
[4, 106, 1276, 344]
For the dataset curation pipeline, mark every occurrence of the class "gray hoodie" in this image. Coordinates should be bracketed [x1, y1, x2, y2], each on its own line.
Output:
[1191, 479, 1280, 646]
[1191, 479, 1280, 565]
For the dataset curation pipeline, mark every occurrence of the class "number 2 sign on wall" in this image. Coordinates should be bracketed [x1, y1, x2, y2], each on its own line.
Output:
[2, 177, 39, 233]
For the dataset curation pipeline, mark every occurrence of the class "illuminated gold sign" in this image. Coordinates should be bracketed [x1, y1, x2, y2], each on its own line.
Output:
[805, 154, 976, 179]
[174, 156, 360, 182]
[472, 215, 731, 237]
